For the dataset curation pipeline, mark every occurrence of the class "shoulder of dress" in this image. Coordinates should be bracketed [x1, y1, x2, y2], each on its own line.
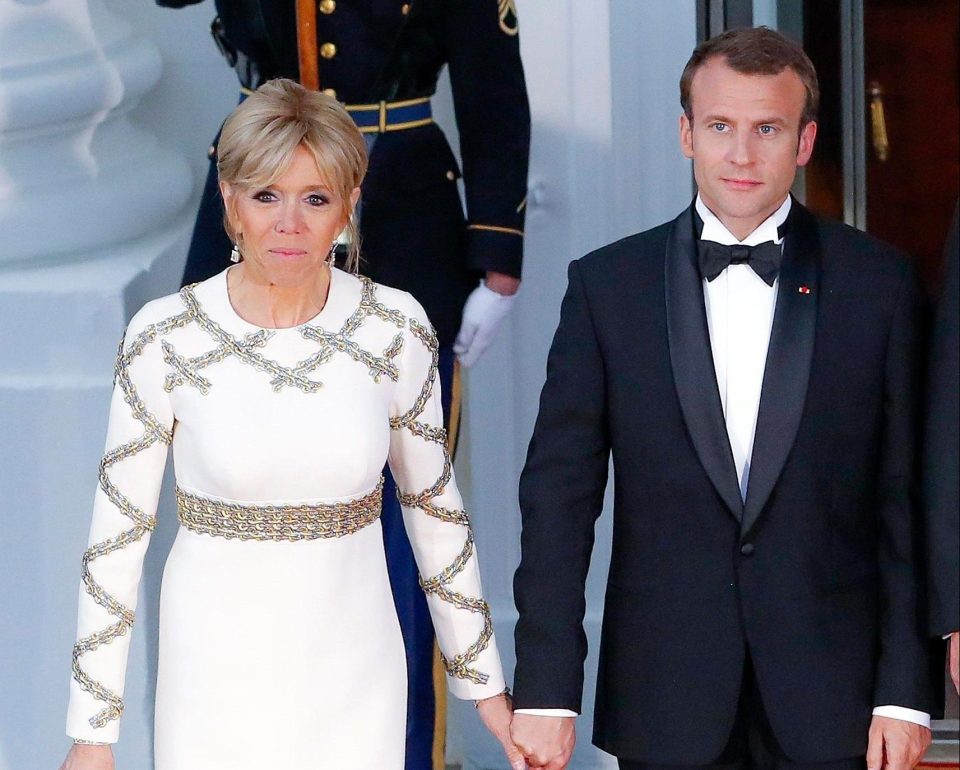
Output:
[366, 279, 430, 323]
[122, 291, 193, 352]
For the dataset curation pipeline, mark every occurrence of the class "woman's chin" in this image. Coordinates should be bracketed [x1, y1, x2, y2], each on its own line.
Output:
[256, 256, 325, 286]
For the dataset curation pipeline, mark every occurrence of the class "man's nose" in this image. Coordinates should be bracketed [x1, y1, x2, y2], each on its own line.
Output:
[726, 131, 755, 166]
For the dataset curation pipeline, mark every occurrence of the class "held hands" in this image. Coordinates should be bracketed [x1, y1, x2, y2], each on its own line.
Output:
[58, 743, 114, 770]
[452, 271, 519, 368]
[476, 692, 527, 770]
[510, 713, 576, 770]
[866, 716, 931, 770]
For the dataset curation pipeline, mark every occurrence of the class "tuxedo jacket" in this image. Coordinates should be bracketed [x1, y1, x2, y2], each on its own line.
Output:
[513, 201, 938, 764]
[156, 0, 531, 346]
[924, 203, 959, 637]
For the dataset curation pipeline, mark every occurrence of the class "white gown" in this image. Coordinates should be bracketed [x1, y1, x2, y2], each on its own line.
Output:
[66, 267, 505, 769]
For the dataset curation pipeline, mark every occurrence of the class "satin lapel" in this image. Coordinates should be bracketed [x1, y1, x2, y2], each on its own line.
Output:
[742, 203, 821, 535]
[665, 206, 743, 520]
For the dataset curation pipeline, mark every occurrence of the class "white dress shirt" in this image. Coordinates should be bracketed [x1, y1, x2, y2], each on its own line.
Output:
[516, 197, 929, 730]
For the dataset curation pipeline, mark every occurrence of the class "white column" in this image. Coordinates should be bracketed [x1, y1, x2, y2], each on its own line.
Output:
[0, 2, 194, 768]
[443, 1, 697, 767]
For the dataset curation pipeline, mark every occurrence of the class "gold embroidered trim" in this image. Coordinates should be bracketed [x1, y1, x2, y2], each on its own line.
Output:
[172, 277, 406, 393]
[498, 0, 519, 36]
[176, 479, 384, 541]
[73, 311, 188, 730]
[392, 316, 493, 685]
[467, 224, 524, 237]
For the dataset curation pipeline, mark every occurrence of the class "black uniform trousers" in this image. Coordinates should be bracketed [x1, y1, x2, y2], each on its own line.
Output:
[619, 655, 866, 770]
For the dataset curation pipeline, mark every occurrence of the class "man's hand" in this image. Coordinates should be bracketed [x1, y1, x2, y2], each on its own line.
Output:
[510, 714, 575, 770]
[866, 716, 931, 770]
[452, 271, 519, 367]
[950, 631, 959, 694]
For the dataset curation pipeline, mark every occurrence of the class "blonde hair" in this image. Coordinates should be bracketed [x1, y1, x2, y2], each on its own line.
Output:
[216, 78, 368, 270]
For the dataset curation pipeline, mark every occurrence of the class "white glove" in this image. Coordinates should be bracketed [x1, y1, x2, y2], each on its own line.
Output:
[453, 281, 517, 367]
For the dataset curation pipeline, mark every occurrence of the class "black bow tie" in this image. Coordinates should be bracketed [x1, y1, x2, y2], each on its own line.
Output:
[698, 240, 782, 286]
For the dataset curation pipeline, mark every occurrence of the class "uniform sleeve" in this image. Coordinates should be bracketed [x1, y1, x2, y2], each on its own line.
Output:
[387, 298, 506, 700]
[445, 0, 531, 279]
[66, 307, 174, 743]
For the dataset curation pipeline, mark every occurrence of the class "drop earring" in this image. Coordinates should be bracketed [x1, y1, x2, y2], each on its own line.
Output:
[327, 241, 337, 267]
[230, 243, 241, 263]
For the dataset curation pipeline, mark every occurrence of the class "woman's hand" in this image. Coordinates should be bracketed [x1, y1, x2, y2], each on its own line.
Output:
[58, 743, 114, 770]
[476, 692, 526, 770]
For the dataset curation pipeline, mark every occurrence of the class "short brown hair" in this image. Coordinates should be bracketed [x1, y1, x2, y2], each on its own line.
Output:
[679, 27, 819, 127]
[217, 78, 368, 270]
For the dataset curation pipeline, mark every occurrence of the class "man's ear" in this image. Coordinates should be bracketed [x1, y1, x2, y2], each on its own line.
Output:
[679, 114, 694, 160]
[796, 120, 818, 167]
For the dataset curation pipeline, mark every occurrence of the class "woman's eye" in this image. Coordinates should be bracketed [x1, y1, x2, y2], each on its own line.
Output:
[306, 194, 329, 206]
[252, 191, 276, 202]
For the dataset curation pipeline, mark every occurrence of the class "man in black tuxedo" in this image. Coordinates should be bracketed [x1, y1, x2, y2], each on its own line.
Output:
[924, 203, 959, 693]
[510, 27, 937, 770]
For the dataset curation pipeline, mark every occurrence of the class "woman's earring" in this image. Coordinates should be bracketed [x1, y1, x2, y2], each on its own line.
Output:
[327, 241, 338, 266]
[230, 243, 241, 263]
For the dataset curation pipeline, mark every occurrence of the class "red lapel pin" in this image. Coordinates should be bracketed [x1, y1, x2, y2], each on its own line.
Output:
[798, 285, 811, 295]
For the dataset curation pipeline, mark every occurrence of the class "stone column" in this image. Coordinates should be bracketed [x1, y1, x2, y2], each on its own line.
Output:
[0, 2, 193, 767]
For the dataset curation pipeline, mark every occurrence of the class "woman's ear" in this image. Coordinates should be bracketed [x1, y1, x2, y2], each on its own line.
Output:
[220, 182, 240, 237]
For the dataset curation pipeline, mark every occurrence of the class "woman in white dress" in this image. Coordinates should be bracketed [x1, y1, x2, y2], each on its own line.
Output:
[59, 79, 523, 770]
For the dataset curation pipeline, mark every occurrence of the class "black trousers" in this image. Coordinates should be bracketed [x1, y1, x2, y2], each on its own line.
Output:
[619, 658, 866, 770]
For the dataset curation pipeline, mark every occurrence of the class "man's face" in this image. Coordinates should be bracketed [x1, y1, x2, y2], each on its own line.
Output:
[680, 57, 817, 239]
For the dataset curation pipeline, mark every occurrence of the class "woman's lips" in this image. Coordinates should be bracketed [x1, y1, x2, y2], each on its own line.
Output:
[269, 248, 308, 258]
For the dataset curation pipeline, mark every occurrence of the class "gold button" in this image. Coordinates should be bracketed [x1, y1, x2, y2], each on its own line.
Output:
[322, 88, 337, 98]
[320, 42, 337, 59]
[445, 170, 456, 181]
[401, 3, 411, 14]
[319, 0, 336, 13]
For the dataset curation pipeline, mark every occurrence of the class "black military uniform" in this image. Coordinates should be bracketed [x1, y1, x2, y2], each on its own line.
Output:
[160, 0, 530, 348]
[155, 2, 530, 768]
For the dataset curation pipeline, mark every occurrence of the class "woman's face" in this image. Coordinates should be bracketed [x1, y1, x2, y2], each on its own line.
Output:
[221, 144, 360, 287]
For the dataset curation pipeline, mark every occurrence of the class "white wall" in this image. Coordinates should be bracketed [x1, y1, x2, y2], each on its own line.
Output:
[449, 1, 697, 767]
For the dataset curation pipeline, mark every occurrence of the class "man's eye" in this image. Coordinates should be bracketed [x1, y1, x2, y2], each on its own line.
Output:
[711, 122, 729, 132]
[759, 125, 777, 135]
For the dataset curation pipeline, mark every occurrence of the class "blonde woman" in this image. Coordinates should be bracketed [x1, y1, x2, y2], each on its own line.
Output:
[59, 79, 522, 770]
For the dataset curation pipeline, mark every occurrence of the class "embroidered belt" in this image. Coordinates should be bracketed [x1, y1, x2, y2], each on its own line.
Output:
[176, 478, 384, 541]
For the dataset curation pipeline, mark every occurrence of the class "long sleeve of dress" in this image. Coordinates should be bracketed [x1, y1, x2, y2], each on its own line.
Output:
[66, 302, 177, 743]
[387, 298, 505, 701]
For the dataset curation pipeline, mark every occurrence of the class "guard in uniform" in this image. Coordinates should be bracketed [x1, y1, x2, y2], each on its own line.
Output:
[154, 2, 531, 768]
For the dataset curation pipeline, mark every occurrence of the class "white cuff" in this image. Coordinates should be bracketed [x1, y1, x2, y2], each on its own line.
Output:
[872, 706, 931, 728]
[514, 708, 578, 717]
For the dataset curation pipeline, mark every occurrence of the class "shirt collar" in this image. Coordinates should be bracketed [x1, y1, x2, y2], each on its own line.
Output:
[696, 194, 792, 247]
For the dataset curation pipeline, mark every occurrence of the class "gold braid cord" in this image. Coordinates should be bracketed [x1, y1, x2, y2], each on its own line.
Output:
[175, 278, 405, 394]
[391, 318, 493, 685]
[72, 311, 188, 729]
